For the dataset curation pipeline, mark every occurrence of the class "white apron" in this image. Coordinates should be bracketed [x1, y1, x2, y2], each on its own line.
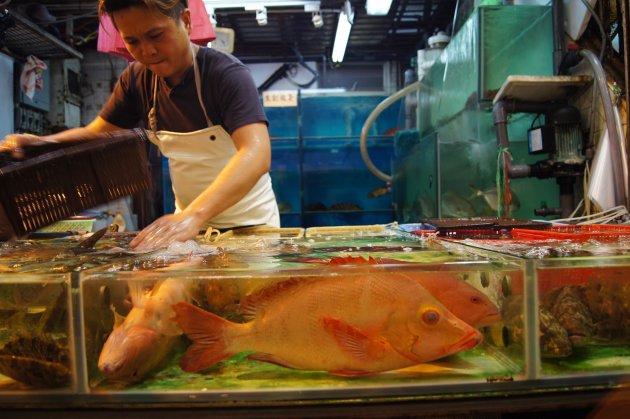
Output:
[146, 46, 279, 230]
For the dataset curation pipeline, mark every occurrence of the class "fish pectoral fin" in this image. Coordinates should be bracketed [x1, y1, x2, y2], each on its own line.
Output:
[110, 304, 126, 329]
[179, 340, 228, 373]
[246, 352, 299, 369]
[321, 316, 388, 361]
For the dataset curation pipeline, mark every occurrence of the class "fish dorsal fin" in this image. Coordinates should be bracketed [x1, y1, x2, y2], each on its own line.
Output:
[240, 278, 314, 321]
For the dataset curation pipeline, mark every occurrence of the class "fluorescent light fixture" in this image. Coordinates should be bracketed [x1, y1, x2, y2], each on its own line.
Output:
[332, 2, 353, 63]
[366, 0, 392, 16]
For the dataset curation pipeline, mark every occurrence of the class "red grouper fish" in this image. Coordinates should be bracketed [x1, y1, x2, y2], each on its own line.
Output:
[172, 274, 483, 376]
[321, 256, 501, 328]
[98, 277, 196, 381]
[396, 271, 501, 328]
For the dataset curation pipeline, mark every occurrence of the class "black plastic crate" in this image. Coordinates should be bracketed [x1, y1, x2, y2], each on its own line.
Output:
[0, 129, 151, 239]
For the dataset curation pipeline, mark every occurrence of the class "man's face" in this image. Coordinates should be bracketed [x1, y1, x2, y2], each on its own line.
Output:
[113, 5, 192, 84]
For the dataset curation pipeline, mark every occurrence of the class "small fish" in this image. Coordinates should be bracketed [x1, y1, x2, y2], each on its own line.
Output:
[173, 275, 482, 376]
[440, 191, 477, 218]
[383, 128, 401, 135]
[26, 306, 48, 314]
[469, 185, 520, 212]
[368, 185, 391, 198]
[98, 277, 197, 381]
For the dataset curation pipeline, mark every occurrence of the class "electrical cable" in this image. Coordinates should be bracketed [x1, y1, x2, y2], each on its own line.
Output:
[285, 46, 319, 89]
[552, 205, 629, 225]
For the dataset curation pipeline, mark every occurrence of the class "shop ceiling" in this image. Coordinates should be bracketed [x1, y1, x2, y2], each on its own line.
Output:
[4, 0, 456, 64]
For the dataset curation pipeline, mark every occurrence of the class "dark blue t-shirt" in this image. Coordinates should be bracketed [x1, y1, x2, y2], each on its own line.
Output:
[100, 47, 267, 134]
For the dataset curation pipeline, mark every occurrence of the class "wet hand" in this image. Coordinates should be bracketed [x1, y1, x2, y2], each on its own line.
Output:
[129, 211, 205, 250]
[0, 133, 57, 159]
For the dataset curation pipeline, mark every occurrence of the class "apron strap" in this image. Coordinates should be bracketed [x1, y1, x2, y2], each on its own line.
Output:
[149, 73, 159, 134]
[192, 43, 213, 127]
[147, 43, 214, 135]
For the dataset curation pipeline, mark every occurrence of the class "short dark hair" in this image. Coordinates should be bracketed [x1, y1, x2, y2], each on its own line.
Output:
[98, 0, 188, 23]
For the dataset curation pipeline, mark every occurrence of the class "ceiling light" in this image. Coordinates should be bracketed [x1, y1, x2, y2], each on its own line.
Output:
[312, 11, 323, 28]
[366, 0, 392, 16]
[332, 1, 353, 63]
[256, 7, 268, 26]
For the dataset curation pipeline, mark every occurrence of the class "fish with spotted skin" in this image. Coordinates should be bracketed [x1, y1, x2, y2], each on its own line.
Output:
[173, 274, 482, 376]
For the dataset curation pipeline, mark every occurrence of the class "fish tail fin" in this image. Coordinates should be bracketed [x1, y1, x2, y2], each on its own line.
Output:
[172, 302, 232, 372]
[468, 184, 482, 200]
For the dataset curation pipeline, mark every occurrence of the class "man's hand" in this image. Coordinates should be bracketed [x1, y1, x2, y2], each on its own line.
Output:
[0, 133, 58, 159]
[129, 210, 206, 250]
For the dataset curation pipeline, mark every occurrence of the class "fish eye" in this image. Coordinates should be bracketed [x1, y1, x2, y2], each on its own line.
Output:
[421, 309, 440, 325]
[470, 295, 481, 304]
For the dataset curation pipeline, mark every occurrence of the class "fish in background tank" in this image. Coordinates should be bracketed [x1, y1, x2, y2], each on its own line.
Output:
[80, 228, 527, 392]
[0, 274, 74, 390]
[444, 232, 630, 378]
[535, 261, 630, 376]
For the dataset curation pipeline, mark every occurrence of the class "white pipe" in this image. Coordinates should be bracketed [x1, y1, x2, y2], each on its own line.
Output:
[360, 80, 421, 182]
[579, 49, 628, 208]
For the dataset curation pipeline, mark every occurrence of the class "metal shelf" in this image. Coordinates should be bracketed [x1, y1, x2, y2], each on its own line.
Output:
[3, 11, 83, 60]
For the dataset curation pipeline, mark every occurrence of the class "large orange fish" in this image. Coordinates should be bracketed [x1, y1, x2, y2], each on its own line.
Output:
[173, 274, 482, 376]
[295, 256, 501, 328]
[98, 276, 197, 381]
[397, 271, 501, 328]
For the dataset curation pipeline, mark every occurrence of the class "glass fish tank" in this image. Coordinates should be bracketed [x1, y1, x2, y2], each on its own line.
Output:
[0, 231, 139, 274]
[441, 229, 630, 382]
[75, 226, 527, 399]
[1, 224, 628, 408]
[80, 264, 523, 397]
[0, 273, 75, 392]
